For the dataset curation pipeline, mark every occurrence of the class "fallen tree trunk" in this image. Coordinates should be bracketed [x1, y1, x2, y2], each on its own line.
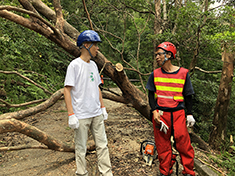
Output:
[0, 118, 74, 152]
[0, 117, 96, 152]
[0, 139, 96, 152]
[189, 129, 211, 152]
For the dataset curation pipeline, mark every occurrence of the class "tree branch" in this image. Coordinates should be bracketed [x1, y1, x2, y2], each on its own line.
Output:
[195, 66, 222, 74]
[15, 69, 57, 92]
[0, 70, 52, 95]
[0, 144, 49, 151]
[0, 88, 63, 120]
[82, 0, 94, 30]
[122, 2, 155, 15]
[196, 158, 228, 176]
[53, 0, 64, 32]
[0, 98, 47, 108]
[102, 91, 127, 104]
[0, 5, 59, 36]
[30, 0, 79, 40]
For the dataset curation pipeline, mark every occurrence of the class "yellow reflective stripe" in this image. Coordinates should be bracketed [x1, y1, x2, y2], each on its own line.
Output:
[156, 85, 183, 92]
[174, 96, 184, 100]
[154, 77, 185, 84]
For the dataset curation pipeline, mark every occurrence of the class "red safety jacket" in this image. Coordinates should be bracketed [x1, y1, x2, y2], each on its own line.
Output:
[153, 67, 188, 108]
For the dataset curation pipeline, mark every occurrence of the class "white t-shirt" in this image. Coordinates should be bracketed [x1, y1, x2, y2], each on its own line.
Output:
[64, 57, 102, 119]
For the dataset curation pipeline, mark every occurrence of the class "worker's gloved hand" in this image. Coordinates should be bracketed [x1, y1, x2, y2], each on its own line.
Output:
[160, 120, 169, 134]
[68, 114, 79, 129]
[187, 115, 195, 127]
[101, 107, 108, 120]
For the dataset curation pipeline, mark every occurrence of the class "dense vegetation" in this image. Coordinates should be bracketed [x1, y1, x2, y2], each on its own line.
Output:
[0, 0, 235, 174]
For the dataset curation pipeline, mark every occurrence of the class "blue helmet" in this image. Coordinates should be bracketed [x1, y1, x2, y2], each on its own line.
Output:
[77, 30, 102, 47]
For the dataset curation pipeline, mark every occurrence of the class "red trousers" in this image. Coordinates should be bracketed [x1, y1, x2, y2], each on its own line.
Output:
[153, 109, 195, 176]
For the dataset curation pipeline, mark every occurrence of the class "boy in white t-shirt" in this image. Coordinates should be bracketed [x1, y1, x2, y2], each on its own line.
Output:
[64, 30, 113, 176]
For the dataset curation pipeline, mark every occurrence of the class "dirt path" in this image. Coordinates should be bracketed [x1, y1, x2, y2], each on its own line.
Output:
[0, 88, 198, 176]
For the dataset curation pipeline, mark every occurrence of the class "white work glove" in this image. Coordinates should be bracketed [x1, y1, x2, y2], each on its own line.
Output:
[101, 107, 108, 120]
[160, 120, 169, 134]
[68, 114, 79, 129]
[187, 115, 195, 127]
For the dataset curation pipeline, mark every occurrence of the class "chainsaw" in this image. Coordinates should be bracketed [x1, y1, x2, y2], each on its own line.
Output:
[140, 140, 157, 166]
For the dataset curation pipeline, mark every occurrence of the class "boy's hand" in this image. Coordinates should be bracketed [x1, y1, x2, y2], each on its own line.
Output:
[68, 114, 79, 129]
[101, 107, 108, 120]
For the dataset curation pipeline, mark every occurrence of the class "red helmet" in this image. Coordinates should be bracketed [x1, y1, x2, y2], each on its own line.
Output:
[157, 42, 177, 59]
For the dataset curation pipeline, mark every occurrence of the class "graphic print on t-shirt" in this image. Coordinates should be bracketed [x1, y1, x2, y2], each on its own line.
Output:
[90, 72, 94, 82]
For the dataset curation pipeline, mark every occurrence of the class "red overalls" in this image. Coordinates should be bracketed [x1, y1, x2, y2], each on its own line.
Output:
[153, 68, 195, 176]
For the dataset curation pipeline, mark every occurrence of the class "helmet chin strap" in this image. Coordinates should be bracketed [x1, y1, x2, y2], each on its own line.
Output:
[161, 53, 169, 66]
[81, 43, 94, 59]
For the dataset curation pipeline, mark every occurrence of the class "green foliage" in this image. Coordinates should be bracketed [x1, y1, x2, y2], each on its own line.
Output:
[190, 74, 219, 141]
[0, 18, 70, 114]
[210, 151, 235, 175]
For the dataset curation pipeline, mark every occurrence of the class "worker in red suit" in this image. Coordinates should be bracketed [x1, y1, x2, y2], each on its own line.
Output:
[146, 42, 196, 176]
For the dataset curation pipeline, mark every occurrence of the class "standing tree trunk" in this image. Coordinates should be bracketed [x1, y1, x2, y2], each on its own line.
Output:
[153, 0, 162, 69]
[209, 46, 234, 149]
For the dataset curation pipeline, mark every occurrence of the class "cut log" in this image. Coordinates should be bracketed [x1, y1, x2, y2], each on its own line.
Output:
[0, 118, 96, 153]
[0, 118, 74, 152]
[116, 63, 124, 72]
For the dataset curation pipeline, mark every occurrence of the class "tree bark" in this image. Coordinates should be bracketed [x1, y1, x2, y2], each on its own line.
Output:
[153, 0, 162, 69]
[0, 118, 74, 152]
[209, 46, 234, 149]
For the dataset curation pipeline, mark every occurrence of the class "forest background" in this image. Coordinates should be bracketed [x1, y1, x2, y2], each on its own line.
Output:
[0, 0, 235, 175]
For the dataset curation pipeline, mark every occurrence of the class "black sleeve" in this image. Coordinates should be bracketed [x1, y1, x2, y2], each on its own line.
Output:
[183, 73, 195, 96]
[184, 95, 193, 115]
[148, 90, 156, 112]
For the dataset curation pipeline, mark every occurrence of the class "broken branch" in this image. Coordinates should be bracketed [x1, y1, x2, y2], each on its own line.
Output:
[0, 88, 63, 120]
[0, 70, 52, 95]
[0, 98, 47, 108]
